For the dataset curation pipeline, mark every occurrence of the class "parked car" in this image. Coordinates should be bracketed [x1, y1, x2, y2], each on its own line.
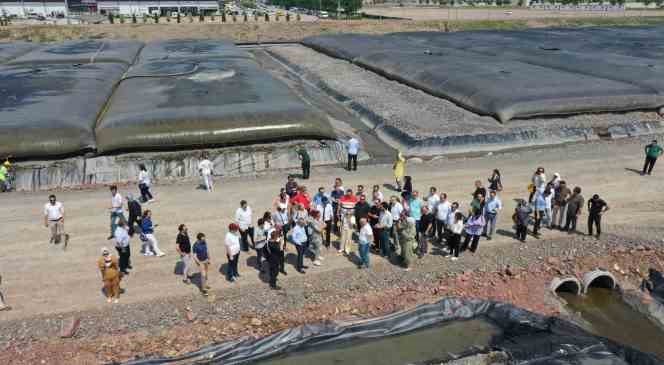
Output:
[319, 11, 329, 18]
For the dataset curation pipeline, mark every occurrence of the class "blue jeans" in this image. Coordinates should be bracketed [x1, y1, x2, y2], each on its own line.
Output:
[110, 211, 126, 237]
[379, 229, 391, 257]
[483, 213, 497, 238]
[358, 243, 370, 268]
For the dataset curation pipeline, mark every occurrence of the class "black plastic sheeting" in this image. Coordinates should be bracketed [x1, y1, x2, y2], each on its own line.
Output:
[95, 57, 333, 153]
[0, 42, 38, 64]
[137, 39, 251, 62]
[119, 298, 662, 365]
[7, 40, 143, 66]
[303, 26, 664, 122]
[643, 269, 664, 305]
[0, 63, 127, 158]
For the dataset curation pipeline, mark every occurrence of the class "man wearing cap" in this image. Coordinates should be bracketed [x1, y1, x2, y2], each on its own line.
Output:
[643, 140, 663, 175]
[588, 194, 610, 238]
[44, 194, 69, 248]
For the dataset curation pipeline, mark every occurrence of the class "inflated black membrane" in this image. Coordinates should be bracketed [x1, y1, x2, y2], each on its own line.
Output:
[0, 63, 127, 158]
[303, 26, 664, 122]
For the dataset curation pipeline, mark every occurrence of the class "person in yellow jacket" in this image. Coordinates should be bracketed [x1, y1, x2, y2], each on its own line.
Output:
[0, 159, 9, 192]
[392, 151, 406, 192]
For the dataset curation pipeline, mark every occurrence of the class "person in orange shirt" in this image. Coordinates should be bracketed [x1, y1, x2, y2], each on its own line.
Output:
[97, 247, 121, 303]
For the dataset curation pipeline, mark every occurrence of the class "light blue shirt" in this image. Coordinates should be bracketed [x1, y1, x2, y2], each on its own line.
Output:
[313, 192, 327, 207]
[291, 225, 308, 246]
[409, 198, 423, 220]
[485, 197, 502, 214]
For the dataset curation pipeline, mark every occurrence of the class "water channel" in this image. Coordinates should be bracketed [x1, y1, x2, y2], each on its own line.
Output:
[258, 319, 500, 365]
[558, 287, 664, 360]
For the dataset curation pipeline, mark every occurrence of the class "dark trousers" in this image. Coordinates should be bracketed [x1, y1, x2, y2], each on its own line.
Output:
[643, 156, 657, 175]
[268, 261, 279, 288]
[240, 227, 254, 251]
[379, 228, 390, 257]
[588, 214, 602, 236]
[295, 244, 305, 271]
[533, 210, 543, 235]
[116, 246, 131, 273]
[226, 253, 239, 280]
[332, 203, 340, 234]
[279, 249, 286, 273]
[325, 220, 332, 247]
[449, 234, 461, 257]
[255, 246, 266, 271]
[347, 154, 357, 171]
[302, 162, 310, 179]
[516, 224, 527, 241]
[138, 183, 153, 202]
[463, 234, 481, 253]
[436, 219, 446, 241]
[564, 213, 578, 232]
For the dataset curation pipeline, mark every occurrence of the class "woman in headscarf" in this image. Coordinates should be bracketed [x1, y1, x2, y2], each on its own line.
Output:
[397, 215, 417, 270]
[392, 151, 406, 192]
[307, 209, 324, 266]
[97, 247, 121, 303]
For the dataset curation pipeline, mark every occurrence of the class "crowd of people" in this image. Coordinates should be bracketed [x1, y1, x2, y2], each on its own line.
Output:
[0, 140, 654, 310]
[82, 151, 614, 301]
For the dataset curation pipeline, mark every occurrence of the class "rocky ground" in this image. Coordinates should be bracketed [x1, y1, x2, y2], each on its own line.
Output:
[1, 137, 664, 364]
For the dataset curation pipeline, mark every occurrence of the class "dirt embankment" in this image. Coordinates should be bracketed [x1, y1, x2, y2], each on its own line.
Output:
[1, 16, 664, 43]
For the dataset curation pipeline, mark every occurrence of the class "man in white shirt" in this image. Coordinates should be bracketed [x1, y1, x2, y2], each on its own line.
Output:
[435, 193, 451, 242]
[346, 137, 360, 171]
[322, 197, 334, 248]
[389, 195, 404, 254]
[235, 200, 254, 252]
[290, 218, 309, 273]
[44, 194, 68, 247]
[108, 186, 126, 240]
[114, 221, 131, 274]
[376, 203, 393, 257]
[225, 224, 242, 282]
[358, 218, 373, 269]
[198, 154, 214, 192]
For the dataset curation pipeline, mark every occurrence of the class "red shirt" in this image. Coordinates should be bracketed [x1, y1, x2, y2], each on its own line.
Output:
[339, 194, 358, 211]
[291, 192, 311, 210]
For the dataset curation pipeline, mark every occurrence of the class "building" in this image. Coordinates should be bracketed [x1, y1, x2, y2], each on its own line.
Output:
[0, 0, 67, 17]
[95, 0, 221, 15]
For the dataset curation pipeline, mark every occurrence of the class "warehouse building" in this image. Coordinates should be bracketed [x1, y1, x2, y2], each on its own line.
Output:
[96, 0, 221, 15]
[0, 0, 67, 17]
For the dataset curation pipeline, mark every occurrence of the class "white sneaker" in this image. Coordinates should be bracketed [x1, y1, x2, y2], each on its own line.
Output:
[113, 299, 119, 303]
[148, 199, 156, 204]
[144, 251, 155, 256]
[157, 252, 165, 257]
[451, 257, 458, 261]
[313, 260, 322, 266]
[319, 256, 325, 261]
[106, 298, 112, 303]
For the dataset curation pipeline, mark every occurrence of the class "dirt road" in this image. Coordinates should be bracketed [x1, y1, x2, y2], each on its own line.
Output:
[0, 137, 663, 324]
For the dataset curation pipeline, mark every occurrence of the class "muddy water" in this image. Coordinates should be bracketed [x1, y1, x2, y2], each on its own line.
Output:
[258, 319, 500, 365]
[559, 288, 664, 359]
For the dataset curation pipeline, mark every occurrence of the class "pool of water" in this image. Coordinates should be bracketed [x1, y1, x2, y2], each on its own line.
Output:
[257, 319, 500, 365]
[559, 288, 664, 359]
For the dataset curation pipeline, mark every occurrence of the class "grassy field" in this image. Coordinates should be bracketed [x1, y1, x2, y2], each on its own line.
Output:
[0, 15, 663, 43]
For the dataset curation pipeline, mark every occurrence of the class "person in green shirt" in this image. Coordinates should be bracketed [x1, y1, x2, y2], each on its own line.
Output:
[0, 161, 8, 193]
[643, 140, 663, 175]
[297, 147, 310, 180]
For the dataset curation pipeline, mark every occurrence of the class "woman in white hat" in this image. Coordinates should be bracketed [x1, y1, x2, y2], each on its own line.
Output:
[97, 247, 121, 303]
